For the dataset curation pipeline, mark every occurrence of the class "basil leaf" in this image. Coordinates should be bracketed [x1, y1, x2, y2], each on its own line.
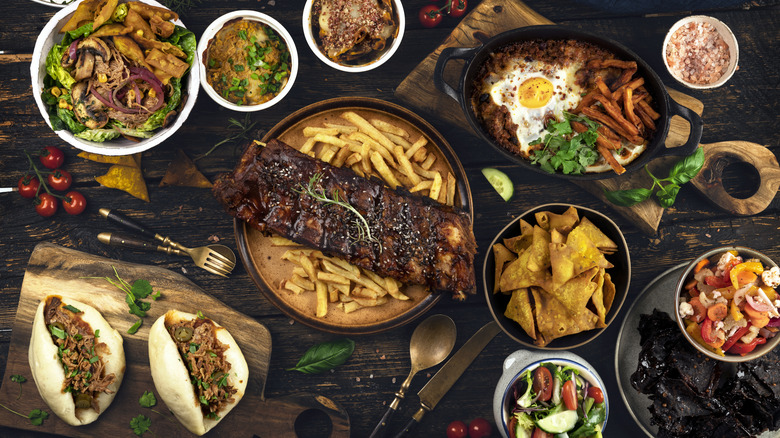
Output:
[668, 146, 705, 185]
[604, 187, 653, 206]
[287, 338, 355, 374]
[656, 184, 681, 208]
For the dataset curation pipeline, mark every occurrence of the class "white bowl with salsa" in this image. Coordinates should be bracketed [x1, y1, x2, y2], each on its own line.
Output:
[197, 11, 298, 111]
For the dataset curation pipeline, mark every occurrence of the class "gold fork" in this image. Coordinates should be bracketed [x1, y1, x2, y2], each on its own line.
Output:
[98, 208, 236, 277]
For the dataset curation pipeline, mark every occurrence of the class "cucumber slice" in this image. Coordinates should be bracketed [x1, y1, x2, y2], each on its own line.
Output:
[536, 410, 579, 434]
[481, 168, 513, 201]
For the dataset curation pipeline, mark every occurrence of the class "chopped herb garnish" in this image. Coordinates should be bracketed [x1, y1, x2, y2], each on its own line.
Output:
[199, 395, 208, 405]
[139, 391, 157, 408]
[128, 319, 143, 334]
[238, 29, 247, 40]
[234, 64, 244, 72]
[197, 310, 205, 319]
[49, 325, 66, 340]
[63, 304, 82, 313]
[130, 414, 151, 436]
[11, 374, 26, 400]
[89, 356, 100, 364]
[189, 343, 200, 353]
[94, 329, 100, 338]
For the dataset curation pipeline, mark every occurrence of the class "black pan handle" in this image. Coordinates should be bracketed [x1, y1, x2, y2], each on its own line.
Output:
[433, 46, 481, 102]
[655, 100, 703, 158]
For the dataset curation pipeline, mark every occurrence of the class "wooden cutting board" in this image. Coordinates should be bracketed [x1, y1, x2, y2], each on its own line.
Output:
[0, 243, 349, 437]
[395, 0, 779, 235]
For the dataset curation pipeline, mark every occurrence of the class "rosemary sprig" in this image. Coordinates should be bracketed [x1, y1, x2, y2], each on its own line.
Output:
[295, 173, 381, 250]
[195, 114, 260, 161]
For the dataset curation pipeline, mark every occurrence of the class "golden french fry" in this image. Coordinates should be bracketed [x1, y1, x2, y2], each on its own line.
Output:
[394, 145, 422, 186]
[292, 266, 307, 278]
[324, 123, 358, 134]
[290, 274, 315, 291]
[409, 180, 433, 193]
[331, 146, 353, 168]
[446, 172, 456, 206]
[327, 257, 361, 276]
[271, 235, 301, 246]
[384, 278, 409, 300]
[317, 271, 351, 286]
[371, 151, 401, 189]
[384, 132, 412, 149]
[283, 280, 305, 295]
[429, 172, 443, 201]
[319, 145, 337, 164]
[315, 280, 328, 317]
[420, 153, 437, 170]
[370, 119, 408, 138]
[342, 301, 362, 313]
[299, 137, 318, 154]
[327, 284, 339, 302]
[300, 254, 318, 282]
[411, 163, 440, 179]
[303, 127, 340, 137]
[438, 181, 448, 204]
[344, 152, 362, 167]
[350, 132, 397, 167]
[412, 147, 427, 163]
[342, 111, 397, 153]
[405, 136, 428, 159]
[313, 133, 350, 149]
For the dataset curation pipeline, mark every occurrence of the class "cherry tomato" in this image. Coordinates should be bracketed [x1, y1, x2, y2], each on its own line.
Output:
[468, 418, 491, 438]
[562, 380, 577, 411]
[18, 174, 40, 199]
[532, 427, 552, 438]
[62, 191, 87, 215]
[700, 317, 718, 344]
[532, 366, 553, 402]
[507, 416, 518, 438]
[448, 0, 468, 17]
[447, 420, 468, 438]
[47, 169, 72, 191]
[419, 5, 443, 28]
[35, 193, 58, 217]
[587, 386, 604, 404]
[39, 146, 65, 170]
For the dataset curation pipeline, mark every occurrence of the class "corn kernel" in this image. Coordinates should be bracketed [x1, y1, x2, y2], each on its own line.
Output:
[147, 88, 156, 98]
[50, 87, 61, 97]
[98, 73, 108, 83]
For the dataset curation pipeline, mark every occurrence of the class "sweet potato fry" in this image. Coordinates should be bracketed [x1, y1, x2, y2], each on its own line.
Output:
[634, 104, 657, 131]
[592, 94, 639, 136]
[638, 100, 661, 120]
[623, 87, 641, 126]
[597, 145, 626, 174]
[581, 106, 641, 144]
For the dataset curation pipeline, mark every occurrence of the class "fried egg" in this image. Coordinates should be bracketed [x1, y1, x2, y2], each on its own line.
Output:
[485, 60, 585, 156]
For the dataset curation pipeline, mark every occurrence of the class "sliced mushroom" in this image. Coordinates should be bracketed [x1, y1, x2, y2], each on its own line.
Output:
[77, 37, 112, 62]
[74, 52, 95, 82]
[61, 51, 76, 69]
[71, 81, 109, 130]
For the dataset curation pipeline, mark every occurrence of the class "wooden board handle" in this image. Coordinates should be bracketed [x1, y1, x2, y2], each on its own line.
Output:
[224, 393, 350, 437]
[692, 141, 780, 215]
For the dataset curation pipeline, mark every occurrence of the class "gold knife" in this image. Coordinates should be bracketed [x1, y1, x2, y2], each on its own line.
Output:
[391, 321, 502, 437]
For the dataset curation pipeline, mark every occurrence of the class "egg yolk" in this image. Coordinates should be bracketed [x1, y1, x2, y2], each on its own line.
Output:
[518, 77, 554, 108]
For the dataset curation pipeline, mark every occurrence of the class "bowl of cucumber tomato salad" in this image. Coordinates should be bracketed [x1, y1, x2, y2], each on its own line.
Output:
[494, 350, 608, 438]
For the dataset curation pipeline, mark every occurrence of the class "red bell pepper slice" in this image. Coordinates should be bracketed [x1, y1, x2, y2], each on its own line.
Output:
[704, 275, 731, 288]
[722, 325, 752, 352]
[701, 318, 718, 343]
[728, 337, 767, 356]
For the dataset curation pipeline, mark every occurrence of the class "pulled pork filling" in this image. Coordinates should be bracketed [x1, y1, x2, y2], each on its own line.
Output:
[166, 317, 237, 419]
[43, 296, 116, 413]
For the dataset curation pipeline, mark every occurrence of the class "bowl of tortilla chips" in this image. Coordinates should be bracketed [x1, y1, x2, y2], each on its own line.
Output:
[484, 204, 630, 349]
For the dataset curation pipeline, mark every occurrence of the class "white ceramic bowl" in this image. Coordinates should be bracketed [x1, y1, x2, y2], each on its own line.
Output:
[493, 350, 609, 438]
[197, 11, 298, 112]
[31, 0, 199, 156]
[662, 15, 739, 89]
[302, 0, 405, 73]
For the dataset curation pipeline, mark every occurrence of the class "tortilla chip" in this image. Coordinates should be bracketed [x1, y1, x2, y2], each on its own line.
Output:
[536, 206, 579, 234]
[93, 0, 119, 31]
[499, 249, 552, 292]
[61, 0, 101, 32]
[550, 228, 565, 244]
[90, 23, 132, 38]
[527, 226, 551, 272]
[504, 288, 536, 340]
[590, 269, 607, 328]
[532, 287, 599, 347]
[128, 1, 179, 22]
[603, 272, 616, 314]
[575, 217, 618, 252]
[145, 48, 189, 78]
[79, 151, 139, 167]
[492, 243, 517, 294]
[160, 149, 212, 188]
[503, 219, 533, 253]
[549, 228, 612, 290]
[95, 163, 150, 202]
[549, 266, 599, 314]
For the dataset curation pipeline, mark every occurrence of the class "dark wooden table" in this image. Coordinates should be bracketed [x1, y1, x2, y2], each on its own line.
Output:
[1, 0, 779, 437]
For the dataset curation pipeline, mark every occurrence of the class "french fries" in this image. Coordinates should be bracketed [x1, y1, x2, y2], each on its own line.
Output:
[279, 248, 409, 317]
[271, 110, 461, 317]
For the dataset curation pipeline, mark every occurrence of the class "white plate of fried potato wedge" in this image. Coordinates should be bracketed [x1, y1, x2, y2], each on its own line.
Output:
[234, 97, 473, 334]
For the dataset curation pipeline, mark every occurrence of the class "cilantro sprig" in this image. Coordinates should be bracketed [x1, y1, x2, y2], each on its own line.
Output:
[529, 112, 601, 175]
[130, 414, 152, 436]
[0, 402, 48, 426]
[604, 146, 704, 208]
[86, 267, 161, 334]
[10, 375, 26, 400]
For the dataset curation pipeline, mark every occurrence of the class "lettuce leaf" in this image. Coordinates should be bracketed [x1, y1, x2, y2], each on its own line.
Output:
[49, 104, 87, 134]
[75, 128, 121, 142]
[45, 43, 76, 90]
[163, 26, 196, 73]
[113, 125, 156, 139]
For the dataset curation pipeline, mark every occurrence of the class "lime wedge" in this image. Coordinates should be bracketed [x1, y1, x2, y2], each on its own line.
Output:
[481, 168, 513, 201]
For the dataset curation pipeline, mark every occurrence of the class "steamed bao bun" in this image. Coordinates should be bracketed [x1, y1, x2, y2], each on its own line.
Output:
[28, 295, 125, 426]
[148, 309, 249, 436]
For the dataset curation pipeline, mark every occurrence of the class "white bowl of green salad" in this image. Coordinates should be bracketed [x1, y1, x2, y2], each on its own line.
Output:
[31, 0, 199, 156]
[197, 11, 298, 112]
[494, 350, 608, 438]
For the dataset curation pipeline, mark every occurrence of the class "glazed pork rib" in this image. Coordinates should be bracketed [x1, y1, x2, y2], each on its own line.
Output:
[213, 139, 477, 295]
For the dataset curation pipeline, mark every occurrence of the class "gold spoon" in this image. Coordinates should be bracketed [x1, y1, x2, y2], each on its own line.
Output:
[369, 314, 457, 438]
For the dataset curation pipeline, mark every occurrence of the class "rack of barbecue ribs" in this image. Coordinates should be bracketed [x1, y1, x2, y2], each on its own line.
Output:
[213, 139, 477, 296]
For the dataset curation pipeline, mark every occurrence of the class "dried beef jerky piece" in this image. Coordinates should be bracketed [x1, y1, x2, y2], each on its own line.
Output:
[637, 309, 678, 345]
[631, 330, 681, 393]
[670, 343, 721, 396]
[649, 377, 722, 436]
[744, 350, 780, 400]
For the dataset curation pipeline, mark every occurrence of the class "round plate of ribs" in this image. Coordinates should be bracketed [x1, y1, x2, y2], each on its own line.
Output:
[213, 97, 475, 334]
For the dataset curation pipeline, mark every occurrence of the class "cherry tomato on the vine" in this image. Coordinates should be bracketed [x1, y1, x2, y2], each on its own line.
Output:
[562, 380, 578, 411]
[18, 174, 40, 199]
[449, 0, 468, 17]
[446, 420, 468, 438]
[39, 146, 65, 170]
[419, 5, 443, 28]
[35, 193, 58, 217]
[62, 191, 87, 215]
[468, 418, 492, 438]
[587, 386, 604, 404]
[48, 169, 72, 191]
[532, 366, 553, 402]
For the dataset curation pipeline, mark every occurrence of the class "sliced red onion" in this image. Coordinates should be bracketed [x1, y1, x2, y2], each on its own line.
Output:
[68, 38, 81, 61]
[759, 327, 777, 339]
[133, 82, 141, 104]
[733, 285, 751, 306]
[90, 87, 115, 108]
[746, 294, 774, 313]
[767, 317, 780, 327]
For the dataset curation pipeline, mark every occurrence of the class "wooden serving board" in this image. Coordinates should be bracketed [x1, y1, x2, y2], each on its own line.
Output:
[0, 243, 349, 437]
[395, 0, 779, 235]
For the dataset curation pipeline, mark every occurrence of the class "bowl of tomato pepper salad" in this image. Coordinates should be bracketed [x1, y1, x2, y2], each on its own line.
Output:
[675, 246, 780, 362]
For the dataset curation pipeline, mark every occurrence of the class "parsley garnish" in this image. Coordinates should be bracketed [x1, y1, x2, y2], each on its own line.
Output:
[128, 319, 143, 334]
[87, 267, 160, 334]
[139, 391, 157, 408]
[530, 112, 601, 175]
[130, 414, 151, 436]
[11, 374, 26, 400]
